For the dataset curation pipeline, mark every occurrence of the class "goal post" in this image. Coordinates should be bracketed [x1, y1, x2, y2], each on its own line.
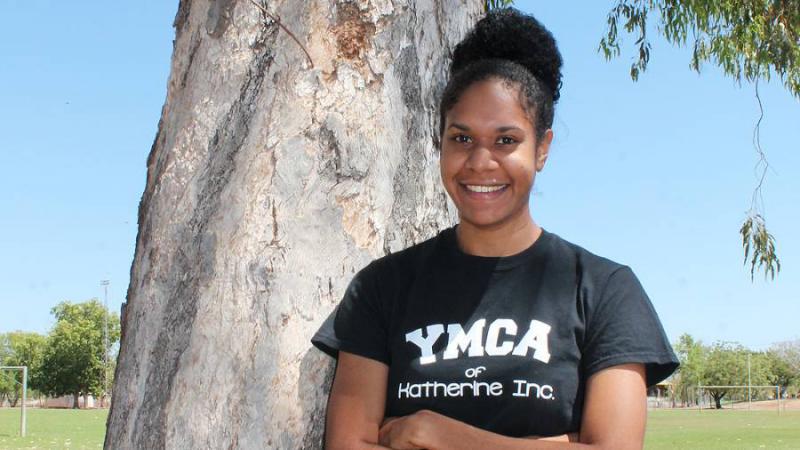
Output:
[696, 385, 782, 413]
[0, 366, 27, 437]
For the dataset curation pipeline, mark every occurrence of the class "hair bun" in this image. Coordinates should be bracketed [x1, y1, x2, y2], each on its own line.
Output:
[451, 8, 562, 102]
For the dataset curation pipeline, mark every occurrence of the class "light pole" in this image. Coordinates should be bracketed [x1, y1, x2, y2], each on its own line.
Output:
[101, 279, 110, 408]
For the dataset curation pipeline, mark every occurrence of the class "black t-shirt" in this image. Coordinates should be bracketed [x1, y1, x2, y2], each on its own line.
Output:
[312, 227, 678, 437]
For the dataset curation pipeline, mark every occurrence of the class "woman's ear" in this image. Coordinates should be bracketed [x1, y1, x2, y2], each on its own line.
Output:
[535, 129, 554, 172]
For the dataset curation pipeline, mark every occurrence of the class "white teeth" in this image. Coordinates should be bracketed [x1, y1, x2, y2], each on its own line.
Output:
[465, 184, 506, 193]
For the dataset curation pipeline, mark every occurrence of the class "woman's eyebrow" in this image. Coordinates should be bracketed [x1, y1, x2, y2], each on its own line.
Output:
[448, 124, 523, 132]
[496, 126, 523, 132]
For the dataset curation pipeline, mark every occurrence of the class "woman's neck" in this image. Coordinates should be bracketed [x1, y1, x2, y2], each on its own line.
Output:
[455, 216, 541, 257]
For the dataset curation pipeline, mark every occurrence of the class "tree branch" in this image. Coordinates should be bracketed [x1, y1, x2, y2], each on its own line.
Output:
[247, 0, 315, 69]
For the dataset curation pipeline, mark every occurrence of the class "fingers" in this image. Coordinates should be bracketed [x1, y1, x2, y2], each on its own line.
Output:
[378, 415, 425, 450]
[377, 419, 393, 446]
[380, 416, 399, 427]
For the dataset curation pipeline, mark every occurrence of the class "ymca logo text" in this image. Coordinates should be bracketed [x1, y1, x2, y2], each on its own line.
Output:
[404, 318, 552, 365]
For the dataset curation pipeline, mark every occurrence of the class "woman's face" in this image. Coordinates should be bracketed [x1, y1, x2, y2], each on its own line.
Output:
[440, 78, 552, 231]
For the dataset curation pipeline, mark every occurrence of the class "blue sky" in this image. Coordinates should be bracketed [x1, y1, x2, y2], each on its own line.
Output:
[1, 2, 797, 350]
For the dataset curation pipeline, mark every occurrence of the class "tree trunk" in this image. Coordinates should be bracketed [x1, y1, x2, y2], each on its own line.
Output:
[105, 0, 476, 448]
[73, 392, 80, 409]
[712, 392, 724, 409]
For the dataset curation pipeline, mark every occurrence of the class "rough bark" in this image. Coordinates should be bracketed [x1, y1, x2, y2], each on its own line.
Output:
[105, 0, 478, 448]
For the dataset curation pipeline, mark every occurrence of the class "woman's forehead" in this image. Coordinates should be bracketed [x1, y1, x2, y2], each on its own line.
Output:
[445, 79, 533, 131]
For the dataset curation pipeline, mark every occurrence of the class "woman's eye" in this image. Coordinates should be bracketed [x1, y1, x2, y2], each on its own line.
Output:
[497, 136, 517, 145]
[453, 134, 472, 144]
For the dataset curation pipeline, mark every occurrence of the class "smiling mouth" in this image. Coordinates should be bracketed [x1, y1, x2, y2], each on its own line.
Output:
[463, 184, 508, 193]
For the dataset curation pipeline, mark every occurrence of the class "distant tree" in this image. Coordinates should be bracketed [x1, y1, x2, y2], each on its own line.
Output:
[38, 299, 120, 408]
[770, 339, 800, 373]
[769, 339, 800, 395]
[599, 0, 800, 281]
[749, 350, 782, 399]
[0, 331, 46, 406]
[701, 341, 772, 408]
[0, 334, 13, 405]
[0, 374, 12, 405]
[702, 342, 746, 409]
[0, 379, 9, 405]
[763, 350, 796, 396]
[673, 333, 705, 405]
[673, 337, 797, 407]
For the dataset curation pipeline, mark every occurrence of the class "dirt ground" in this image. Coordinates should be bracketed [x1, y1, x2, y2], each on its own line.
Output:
[729, 397, 800, 411]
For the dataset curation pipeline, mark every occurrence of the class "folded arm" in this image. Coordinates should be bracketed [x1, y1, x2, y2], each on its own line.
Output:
[325, 352, 393, 449]
[379, 363, 647, 450]
[325, 351, 646, 450]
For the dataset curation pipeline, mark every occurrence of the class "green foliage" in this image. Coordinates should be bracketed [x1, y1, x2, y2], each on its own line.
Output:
[673, 333, 706, 404]
[38, 321, 99, 400]
[0, 332, 46, 406]
[764, 350, 796, 392]
[702, 342, 776, 408]
[599, 0, 800, 96]
[701, 342, 748, 408]
[2, 332, 47, 369]
[0, 336, 12, 404]
[770, 339, 800, 394]
[37, 299, 120, 406]
[600, 1, 652, 80]
[0, 371, 13, 406]
[672, 335, 799, 409]
[600, 1, 795, 281]
[740, 213, 781, 280]
[485, 0, 514, 12]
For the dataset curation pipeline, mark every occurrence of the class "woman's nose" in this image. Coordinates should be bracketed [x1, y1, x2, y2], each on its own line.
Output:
[465, 144, 498, 172]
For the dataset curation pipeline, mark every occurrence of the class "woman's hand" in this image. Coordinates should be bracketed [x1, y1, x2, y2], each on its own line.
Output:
[379, 411, 579, 450]
[378, 410, 443, 450]
[378, 410, 456, 450]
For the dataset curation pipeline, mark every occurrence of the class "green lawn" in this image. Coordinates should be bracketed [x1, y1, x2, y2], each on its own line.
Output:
[645, 410, 800, 449]
[1, 408, 798, 449]
[0, 408, 107, 449]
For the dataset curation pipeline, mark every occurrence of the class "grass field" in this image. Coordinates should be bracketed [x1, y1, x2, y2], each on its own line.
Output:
[0, 409, 106, 449]
[645, 410, 800, 449]
[1, 408, 799, 449]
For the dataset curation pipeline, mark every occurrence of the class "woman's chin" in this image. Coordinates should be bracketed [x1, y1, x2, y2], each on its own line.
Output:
[458, 213, 514, 231]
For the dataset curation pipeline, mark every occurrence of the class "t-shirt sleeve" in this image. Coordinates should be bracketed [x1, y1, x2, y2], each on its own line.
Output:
[582, 266, 679, 386]
[310, 262, 390, 365]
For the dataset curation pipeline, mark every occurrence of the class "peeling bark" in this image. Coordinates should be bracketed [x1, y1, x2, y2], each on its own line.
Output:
[105, 1, 479, 448]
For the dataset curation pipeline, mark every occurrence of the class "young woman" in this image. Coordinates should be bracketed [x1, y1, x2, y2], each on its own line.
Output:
[312, 8, 678, 450]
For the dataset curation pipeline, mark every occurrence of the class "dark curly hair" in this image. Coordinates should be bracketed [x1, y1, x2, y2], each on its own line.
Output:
[439, 8, 563, 140]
